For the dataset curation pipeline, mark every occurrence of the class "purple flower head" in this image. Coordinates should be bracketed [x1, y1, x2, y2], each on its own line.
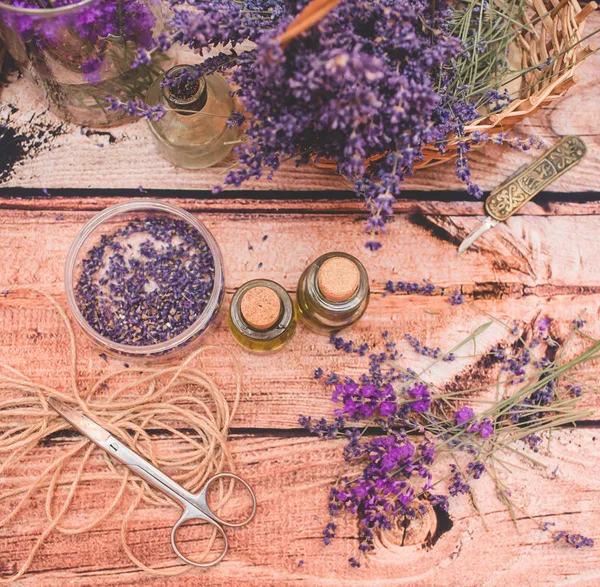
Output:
[448, 290, 464, 305]
[466, 460, 485, 480]
[569, 385, 582, 398]
[379, 401, 397, 417]
[82, 56, 103, 83]
[407, 382, 431, 413]
[365, 240, 382, 251]
[448, 465, 470, 496]
[537, 317, 552, 332]
[479, 418, 493, 439]
[323, 521, 336, 546]
[455, 406, 474, 425]
[555, 531, 594, 549]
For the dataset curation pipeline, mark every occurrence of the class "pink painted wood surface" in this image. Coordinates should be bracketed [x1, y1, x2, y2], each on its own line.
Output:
[0, 12, 600, 586]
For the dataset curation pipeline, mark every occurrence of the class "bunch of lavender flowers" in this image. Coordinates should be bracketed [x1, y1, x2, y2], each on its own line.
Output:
[223, 0, 470, 243]
[145, 0, 549, 247]
[300, 290, 598, 562]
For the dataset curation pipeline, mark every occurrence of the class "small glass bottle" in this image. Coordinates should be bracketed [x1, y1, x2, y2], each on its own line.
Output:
[228, 280, 296, 353]
[296, 252, 369, 334]
[146, 64, 239, 169]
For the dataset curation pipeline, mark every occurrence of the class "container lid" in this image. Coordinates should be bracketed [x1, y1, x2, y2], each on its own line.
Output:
[240, 285, 282, 330]
[317, 256, 360, 302]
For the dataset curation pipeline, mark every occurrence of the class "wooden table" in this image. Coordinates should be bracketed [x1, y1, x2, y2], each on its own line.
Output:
[1, 16, 600, 585]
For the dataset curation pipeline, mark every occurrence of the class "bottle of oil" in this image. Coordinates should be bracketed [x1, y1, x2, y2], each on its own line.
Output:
[228, 279, 296, 352]
[146, 64, 239, 169]
[296, 252, 369, 334]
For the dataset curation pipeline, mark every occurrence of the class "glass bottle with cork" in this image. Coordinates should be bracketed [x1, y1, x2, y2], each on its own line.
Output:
[146, 64, 239, 169]
[228, 279, 296, 353]
[296, 252, 369, 334]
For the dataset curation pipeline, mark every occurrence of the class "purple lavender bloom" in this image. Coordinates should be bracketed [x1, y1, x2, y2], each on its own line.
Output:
[106, 97, 166, 122]
[448, 465, 470, 496]
[323, 521, 336, 546]
[555, 531, 594, 549]
[466, 460, 485, 480]
[384, 279, 436, 296]
[448, 290, 464, 305]
[407, 382, 431, 413]
[455, 406, 474, 425]
[131, 48, 152, 69]
[569, 385, 583, 398]
[405, 333, 442, 359]
[82, 56, 103, 84]
[365, 240, 382, 251]
[479, 418, 493, 439]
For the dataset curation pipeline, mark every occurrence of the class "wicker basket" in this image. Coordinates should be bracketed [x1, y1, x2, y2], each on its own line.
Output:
[281, 0, 598, 171]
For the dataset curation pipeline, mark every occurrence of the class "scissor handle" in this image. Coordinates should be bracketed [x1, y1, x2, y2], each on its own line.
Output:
[196, 472, 257, 528]
[171, 509, 229, 568]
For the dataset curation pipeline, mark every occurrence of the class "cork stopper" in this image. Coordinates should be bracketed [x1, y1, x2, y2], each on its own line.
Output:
[317, 256, 360, 303]
[240, 286, 282, 330]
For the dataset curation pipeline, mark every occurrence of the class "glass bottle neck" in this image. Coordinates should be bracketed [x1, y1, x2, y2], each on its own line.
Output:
[161, 65, 208, 115]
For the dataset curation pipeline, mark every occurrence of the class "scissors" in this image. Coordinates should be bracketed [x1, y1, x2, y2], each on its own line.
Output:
[47, 396, 256, 567]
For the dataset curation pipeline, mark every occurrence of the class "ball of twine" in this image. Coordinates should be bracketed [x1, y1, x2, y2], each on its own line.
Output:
[0, 286, 242, 582]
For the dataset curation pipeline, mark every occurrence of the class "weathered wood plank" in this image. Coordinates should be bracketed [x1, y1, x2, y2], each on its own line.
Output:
[2, 289, 600, 427]
[0, 15, 598, 193]
[1, 431, 599, 586]
[1, 209, 600, 428]
[5, 208, 600, 290]
[3, 194, 600, 217]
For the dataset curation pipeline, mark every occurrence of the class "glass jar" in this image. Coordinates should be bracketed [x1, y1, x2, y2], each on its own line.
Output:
[0, 0, 169, 127]
[296, 252, 370, 334]
[146, 65, 239, 169]
[228, 279, 296, 353]
[65, 200, 224, 361]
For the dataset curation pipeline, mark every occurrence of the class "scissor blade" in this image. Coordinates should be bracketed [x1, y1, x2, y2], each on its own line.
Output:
[458, 216, 497, 255]
[47, 397, 111, 444]
[47, 397, 200, 514]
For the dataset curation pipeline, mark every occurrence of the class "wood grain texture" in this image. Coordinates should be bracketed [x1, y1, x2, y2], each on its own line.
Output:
[2, 208, 600, 431]
[0, 14, 598, 193]
[1, 14, 600, 585]
[1, 431, 599, 587]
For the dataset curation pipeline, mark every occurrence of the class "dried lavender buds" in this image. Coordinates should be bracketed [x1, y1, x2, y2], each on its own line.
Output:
[74, 216, 216, 346]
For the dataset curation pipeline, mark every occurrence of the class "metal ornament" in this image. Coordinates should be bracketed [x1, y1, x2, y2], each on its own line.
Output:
[458, 135, 586, 254]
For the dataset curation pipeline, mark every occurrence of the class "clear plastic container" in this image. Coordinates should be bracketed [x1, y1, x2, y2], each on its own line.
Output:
[65, 200, 224, 361]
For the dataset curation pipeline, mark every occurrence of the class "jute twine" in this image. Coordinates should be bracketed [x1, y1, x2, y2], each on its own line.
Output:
[0, 286, 242, 582]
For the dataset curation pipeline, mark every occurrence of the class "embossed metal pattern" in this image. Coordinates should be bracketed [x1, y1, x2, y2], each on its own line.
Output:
[484, 136, 586, 221]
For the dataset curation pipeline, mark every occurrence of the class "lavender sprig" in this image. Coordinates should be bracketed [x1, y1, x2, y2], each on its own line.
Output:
[302, 303, 598, 564]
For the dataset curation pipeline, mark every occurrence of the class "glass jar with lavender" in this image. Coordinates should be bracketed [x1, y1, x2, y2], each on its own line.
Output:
[146, 65, 239, 169]
[0, 0, 169, 127]
[65, 200, 224, 361]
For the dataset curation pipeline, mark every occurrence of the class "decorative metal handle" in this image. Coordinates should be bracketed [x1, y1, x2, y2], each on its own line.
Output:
[485, 136, 586, 221]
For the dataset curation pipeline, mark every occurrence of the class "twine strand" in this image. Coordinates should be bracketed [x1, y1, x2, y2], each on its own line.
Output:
[0, 287, 242, 582]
